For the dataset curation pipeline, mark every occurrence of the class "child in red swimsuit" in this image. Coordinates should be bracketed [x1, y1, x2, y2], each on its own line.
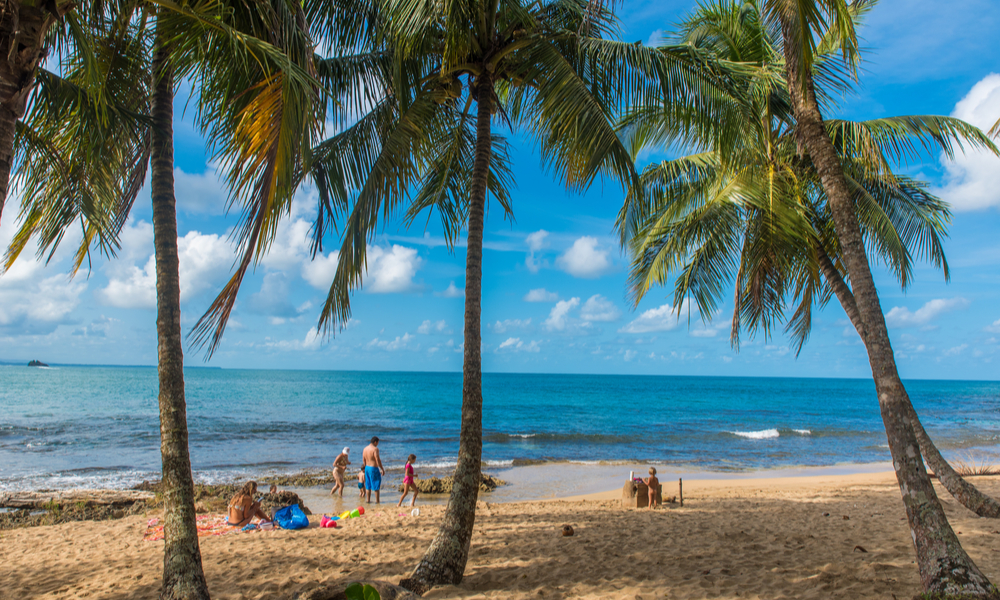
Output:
[397, 454, 419, 507]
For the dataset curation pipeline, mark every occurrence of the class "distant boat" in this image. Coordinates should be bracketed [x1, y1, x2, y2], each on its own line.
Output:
[27, 360, 49, 367]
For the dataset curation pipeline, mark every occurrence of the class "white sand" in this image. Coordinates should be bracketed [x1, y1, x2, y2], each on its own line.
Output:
[5, 469, 1000, 599]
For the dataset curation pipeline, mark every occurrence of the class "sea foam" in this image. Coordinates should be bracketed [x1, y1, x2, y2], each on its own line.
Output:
[730, 429, 780, 439]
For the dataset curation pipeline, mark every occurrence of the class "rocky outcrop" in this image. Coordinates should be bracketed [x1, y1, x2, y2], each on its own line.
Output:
[27, 360, 48, 367]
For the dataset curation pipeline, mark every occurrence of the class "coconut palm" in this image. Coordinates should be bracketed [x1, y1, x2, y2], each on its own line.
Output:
[4, 1, 319, 597]
[182, 0, 731, 593]
[0, 0, 82, 217]
[621, 0, 1000, 595]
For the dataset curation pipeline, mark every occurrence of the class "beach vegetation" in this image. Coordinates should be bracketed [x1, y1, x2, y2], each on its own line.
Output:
[619, 0, 1000, 596]
[344, 583, 382, 600]
[953, 453, 1000, 478]
[3, 1, 319, 598]
[260, 0, 735, 593]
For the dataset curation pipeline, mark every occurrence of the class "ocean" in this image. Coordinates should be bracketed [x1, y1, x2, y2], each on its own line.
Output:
[2, 365, 999, 492]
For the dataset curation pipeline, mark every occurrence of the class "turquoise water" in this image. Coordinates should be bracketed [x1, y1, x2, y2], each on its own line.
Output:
[1, 365, 998, 491]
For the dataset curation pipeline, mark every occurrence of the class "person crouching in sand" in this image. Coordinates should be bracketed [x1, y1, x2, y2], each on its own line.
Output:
[397, 454, 419, 507]
[643, 468, 659, 509]
[228, 481, 272, 527]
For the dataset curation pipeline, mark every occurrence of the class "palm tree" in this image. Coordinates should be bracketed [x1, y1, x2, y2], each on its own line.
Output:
[182, 0, 730, 593]
[621, 1, 1000, 595]
[767, 0, 1000, 592]
[4, 2, 318, 597]
[0, 0, 81, 217]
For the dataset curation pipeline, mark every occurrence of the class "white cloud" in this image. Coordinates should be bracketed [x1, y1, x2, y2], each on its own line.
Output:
[556, 237, 613, 278]
[580, 294, 621, 322]
[497, 337, 541, 353]
[987, 318, 1000, 333]
[690, 327, 719, 338]
[646, 29, 665, 46]
[526, 230, 549, 252]
[98, 227, 235, 308]
[304, 244, 422, 294]
[525, 230, 549, 273]
[0, 273, 87, 332]
[302, 251, 341, 290]
[944, 344, 969, 356]
[623, 349, 636, 361]
[417, 319, 448, 334]
[491, 318, 531, 334]
[935, 73, 1000, 211]
[524, 288, 558, 302]
[884, 297, 970, 328]
[173, 166, 230, 215]
[260, 217, 312, 271]
[367, 332, 415, 351]
[364, 245, 422, 293]
[619, 302, 686, 334]
[439, 282, 464, 298]
[544, 297, 580, 331]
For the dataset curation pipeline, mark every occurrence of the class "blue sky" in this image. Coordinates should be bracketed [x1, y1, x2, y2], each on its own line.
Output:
[2, 0, 999, 379]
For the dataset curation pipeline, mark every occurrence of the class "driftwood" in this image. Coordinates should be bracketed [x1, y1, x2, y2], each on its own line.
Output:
[295, 580, 419, 600]
[0, 489, 154, 509]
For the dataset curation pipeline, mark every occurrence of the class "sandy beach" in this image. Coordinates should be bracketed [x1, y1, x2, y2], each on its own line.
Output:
[5, 467, 1000, 600]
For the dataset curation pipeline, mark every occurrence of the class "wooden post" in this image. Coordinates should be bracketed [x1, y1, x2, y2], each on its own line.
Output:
[679, 478, 683, 507]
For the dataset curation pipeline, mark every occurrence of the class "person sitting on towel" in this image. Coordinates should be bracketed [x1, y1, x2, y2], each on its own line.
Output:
[228, 481, 272, 527]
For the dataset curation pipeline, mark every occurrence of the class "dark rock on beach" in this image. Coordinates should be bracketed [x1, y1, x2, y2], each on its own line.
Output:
[136, 481, 312, 515]
[0, 499, 146, 530]
[397, 473, 507, 495]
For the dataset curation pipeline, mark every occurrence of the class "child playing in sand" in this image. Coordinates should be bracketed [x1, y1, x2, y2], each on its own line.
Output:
[643, 468, 659, 509]
[397, 454, 419, 507]
[357, 468, 366, 498]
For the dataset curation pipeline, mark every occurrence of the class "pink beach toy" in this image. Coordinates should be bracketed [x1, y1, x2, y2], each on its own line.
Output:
[320, 515, 339, 528]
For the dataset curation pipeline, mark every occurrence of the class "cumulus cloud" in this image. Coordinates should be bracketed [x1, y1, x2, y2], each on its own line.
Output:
[556, 237, 612, 278]
[0, 214, 88, 334]
[987, 318, 1000, 333]
[524, 288, 558, 302]
[302, 251, 340, 290]
[417, 319, 448, 334]
[544, 297, 580, 331]
[363, 245, 422, 293]
[525, 230, 549, 273]
[438, 282, 464, 298]
[580, 295, 621, 322]
[98, 226, 235, 308]
[619, 303, 686, 334]
[935, 74, 1000, 211]
[884, 297, 970, 328]
[491, 318, 531, 334]
[497, 337, 540, 353]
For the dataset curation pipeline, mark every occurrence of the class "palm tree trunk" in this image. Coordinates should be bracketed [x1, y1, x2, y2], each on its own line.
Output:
[0, 0, 57, 222]
[400, 77, 492, 596]
[150, 14, 211, 600]
[816, 243, 1000, 519]
[781, 16, 996, 596]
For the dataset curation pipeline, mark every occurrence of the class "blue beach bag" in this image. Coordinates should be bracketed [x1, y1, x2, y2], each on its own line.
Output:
[273, 504, 309, 530]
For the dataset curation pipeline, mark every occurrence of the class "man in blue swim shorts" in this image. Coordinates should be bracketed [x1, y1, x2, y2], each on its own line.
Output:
[362, 436, 386, 504]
